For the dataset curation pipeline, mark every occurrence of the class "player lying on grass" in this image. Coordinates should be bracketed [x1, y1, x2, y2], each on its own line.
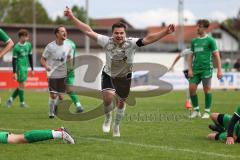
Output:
[0, 127, 75, 144]
[207, 106, 240, 144]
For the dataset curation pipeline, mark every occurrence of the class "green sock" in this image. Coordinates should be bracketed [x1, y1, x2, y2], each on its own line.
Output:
[190, 94, 199, 111]
[205, 93, 212, 112]
[69, 92, 81, 108]
[24, 130, 53, 143]
[18, 89, 24, 103]
[11, 88, 19, 100]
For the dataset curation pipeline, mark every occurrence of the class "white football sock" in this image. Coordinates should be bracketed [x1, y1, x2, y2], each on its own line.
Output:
[114, 107, 125, 126]
[52, 130, 63, 139]
[49, 97, 55, 115]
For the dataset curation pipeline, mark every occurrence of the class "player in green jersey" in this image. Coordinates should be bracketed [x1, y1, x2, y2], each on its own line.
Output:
[0, 126, 74, 144]
[65, 39, 84, 113]
[0, 29, 14, 58]
[5, 29, 34, 108]
[188, 19, 223, 119]
[0, 28, 14, 105]
[207, 106, 240, 145]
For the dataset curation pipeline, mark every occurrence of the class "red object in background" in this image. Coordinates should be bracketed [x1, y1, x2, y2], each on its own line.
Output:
[185, 99, 192, 110]
[0, 71, 48, 89]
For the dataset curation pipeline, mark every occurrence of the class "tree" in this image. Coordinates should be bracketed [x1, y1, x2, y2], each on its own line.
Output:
[222, 9, 240, 40]
[1, 0, 52, 24]
[54, 5, 91, 26]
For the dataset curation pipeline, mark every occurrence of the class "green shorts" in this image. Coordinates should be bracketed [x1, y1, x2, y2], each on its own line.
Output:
[66, 71, 75, 85]
[189, 69, 212, 85]
[17, 68, 28, 83]
[0, 132, 9, 144]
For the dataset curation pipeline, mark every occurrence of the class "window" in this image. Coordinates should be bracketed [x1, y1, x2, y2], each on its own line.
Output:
[212, 32, 222, 39]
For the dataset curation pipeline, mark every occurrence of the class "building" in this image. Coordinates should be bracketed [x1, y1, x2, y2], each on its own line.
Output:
[146, 23, 239, 59]
[0, 21, 239, 67]
[92, 17, 134, 29]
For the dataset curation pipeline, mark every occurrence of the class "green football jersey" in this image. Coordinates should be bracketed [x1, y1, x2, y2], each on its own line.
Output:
[0, 28, 10, 43]
[190, 35, 218, 71]
[65, 39, 76, 73]
[12, 42, 32, 69]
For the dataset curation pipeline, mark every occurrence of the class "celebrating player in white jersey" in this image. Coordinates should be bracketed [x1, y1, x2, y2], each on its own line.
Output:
[40, 26, 72, 118]
[64, 7, 175, 137]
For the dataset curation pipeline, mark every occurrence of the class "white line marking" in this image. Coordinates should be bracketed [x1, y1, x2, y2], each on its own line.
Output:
[0, 128, 25, 132]
[79, 136, 240, 159]
[1, 128, 238, 159]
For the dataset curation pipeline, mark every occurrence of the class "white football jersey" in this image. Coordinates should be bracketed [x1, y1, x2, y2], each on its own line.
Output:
[42, 40, 72, 78]
[180, 48, 192, 70]
[97, 34, 140, 77]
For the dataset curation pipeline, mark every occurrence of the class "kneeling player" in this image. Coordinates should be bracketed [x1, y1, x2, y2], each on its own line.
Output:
[207, 106, 240, 144]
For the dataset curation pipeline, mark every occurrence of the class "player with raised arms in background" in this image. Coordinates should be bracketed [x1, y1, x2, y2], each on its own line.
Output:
[6, 29, 34, 108]
[64, 6, 175, 137]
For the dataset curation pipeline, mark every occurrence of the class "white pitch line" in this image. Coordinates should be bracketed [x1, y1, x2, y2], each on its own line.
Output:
[0, 128, 25, 132]
[0, 127, 238, 159]
[79, 137, 240, 159]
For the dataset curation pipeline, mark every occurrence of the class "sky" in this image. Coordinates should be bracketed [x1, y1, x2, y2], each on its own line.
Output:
[39, 0, 240, 28]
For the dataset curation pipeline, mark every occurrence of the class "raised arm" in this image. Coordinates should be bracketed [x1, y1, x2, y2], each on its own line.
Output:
[64, 7, 98, 41]
[0, 39, 14, 58]
[143, 24, 175, 46]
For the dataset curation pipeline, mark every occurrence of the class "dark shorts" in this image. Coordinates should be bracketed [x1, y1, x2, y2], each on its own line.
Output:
[48, 77, 66, 94]
[101, 71, 132, 99]
[183, 69, 189, 79]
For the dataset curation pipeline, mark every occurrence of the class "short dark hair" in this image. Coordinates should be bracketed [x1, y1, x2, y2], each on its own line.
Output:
[111, 22, 127, 32]
[18, 29, 29, 38]
[54, 25, 65, 35]
[197, 19, 210, 28]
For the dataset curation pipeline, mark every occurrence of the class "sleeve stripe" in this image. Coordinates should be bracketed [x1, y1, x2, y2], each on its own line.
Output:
[234, 112, 240, 118]
[4, 38, 11, 44]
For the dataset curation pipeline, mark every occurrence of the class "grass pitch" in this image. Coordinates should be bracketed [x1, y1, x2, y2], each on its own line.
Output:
[0, 90, 239, 160]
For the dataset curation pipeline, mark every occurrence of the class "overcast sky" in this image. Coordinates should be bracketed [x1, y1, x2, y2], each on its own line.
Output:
[39, 0, 240, 28]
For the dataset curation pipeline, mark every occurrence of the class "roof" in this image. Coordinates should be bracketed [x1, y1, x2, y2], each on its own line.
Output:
[147, 22, 229, 43]
[91, 17, 134, 29]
